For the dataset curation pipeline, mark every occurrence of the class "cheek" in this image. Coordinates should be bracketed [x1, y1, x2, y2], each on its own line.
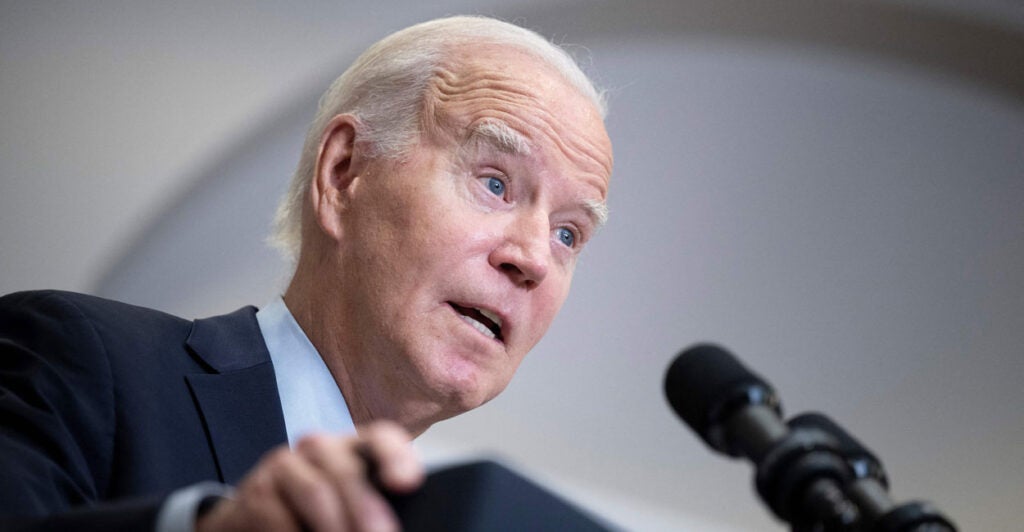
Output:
[375, 201, 463, 265]
[524, 275, 574, 342]
[421, 209, 499, 260]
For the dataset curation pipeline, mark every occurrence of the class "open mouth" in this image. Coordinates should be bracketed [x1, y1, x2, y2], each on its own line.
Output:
[449, 302, 503, 342]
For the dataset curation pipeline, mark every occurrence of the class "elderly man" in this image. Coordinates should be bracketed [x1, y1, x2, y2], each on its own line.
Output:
[0, 15, 612, 532]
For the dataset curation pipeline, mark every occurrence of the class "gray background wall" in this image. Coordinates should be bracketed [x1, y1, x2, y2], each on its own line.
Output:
[3, 1, 1022, 529]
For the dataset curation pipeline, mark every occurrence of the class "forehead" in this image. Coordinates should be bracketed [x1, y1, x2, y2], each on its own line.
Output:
[422, 44, 613, 194]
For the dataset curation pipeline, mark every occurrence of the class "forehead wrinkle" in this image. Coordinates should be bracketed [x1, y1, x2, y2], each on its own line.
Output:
[427, 62, 613, 184]
[432, 66, 538, 102]
[440, 96, 612, 181]
[440, 70, 612, 179]
[521, 106, 612, 181]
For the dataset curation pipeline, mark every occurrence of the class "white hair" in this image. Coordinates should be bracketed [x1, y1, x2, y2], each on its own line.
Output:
[269, 15, 608, 262]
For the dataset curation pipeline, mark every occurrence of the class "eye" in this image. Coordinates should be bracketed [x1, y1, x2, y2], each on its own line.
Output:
[555, 227, 576, 248]
[483, 176, 506, 198]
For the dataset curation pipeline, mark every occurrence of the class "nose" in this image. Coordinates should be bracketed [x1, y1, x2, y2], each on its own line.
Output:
[489, 212, 550, 288]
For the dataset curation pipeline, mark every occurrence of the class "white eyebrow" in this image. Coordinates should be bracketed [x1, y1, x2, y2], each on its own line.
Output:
[469, 120, 607, 227]
[583, 197, 609, 228]
[469, 120, 531, 155]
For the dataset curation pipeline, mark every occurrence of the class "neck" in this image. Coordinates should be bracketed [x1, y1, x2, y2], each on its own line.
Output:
[282, 261, 437, 437]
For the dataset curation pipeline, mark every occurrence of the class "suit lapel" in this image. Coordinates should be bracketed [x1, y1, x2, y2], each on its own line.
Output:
[184, 307, 288, 484]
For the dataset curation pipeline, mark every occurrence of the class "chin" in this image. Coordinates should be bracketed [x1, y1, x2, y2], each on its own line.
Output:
[430, 358, 508, 415]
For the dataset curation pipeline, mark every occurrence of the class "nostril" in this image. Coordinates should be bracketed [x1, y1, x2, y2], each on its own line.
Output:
[499, 262, 536, 288]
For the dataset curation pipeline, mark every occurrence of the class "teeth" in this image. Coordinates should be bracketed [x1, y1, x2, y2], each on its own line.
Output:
[478, 309, 502, 329]
[459, 314, 496, 339]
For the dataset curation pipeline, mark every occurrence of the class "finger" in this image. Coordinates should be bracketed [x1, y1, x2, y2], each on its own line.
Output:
[225, 464, 303, 532]
[358, 420, 424, 493]
[298, 433, 399, 532]
[262, 447, 346, 532]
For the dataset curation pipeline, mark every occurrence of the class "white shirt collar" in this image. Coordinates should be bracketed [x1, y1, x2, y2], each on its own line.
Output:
[256, 296, 356, 446]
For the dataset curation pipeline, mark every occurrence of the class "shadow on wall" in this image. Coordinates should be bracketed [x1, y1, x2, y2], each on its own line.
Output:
[93, 77, 331, 318]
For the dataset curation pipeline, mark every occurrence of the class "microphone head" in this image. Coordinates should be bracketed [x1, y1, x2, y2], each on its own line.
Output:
[664, 343, 781, 455]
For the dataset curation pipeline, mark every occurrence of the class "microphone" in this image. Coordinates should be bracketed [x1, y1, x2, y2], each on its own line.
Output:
[788, 413, 889, 487]
[665, 344, 957, 532]
[663, 343, 785, 461]
[788, 413, 956, 532]
[664, 344, 858, 529]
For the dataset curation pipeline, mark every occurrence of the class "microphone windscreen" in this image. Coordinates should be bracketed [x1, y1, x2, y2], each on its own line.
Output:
[664, 344, 779, 442]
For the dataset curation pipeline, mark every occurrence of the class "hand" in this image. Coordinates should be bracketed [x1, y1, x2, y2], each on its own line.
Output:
[196, 421, 423, 532]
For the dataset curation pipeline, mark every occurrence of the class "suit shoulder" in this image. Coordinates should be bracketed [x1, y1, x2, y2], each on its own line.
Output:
[1, 290, 187, 328]
[0, 290, 198, 353]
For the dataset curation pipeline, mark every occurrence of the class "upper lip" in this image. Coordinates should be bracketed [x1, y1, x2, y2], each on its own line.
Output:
[448, 300, 511, 342]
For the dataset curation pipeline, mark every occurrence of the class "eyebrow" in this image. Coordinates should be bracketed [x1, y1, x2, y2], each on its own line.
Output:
[583, 197, 609, 228]
[468, 120, 531, 155]
[467, 119, 608, 228]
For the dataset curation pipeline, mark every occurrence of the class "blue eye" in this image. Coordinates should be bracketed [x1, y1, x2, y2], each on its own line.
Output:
[556, 227, 575, 248]
[484, 176, 506, 197]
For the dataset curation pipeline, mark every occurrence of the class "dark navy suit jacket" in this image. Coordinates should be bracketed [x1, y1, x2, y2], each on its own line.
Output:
[0, 290, 289, 530]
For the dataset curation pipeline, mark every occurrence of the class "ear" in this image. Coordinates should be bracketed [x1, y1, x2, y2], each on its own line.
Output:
[310, 114, 367, 241]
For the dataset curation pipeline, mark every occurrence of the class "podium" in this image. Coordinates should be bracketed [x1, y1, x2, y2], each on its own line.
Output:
[389, 460, 612, 531]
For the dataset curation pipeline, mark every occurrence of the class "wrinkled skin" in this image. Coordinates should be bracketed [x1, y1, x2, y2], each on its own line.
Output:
[286, 44, 614, 436]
